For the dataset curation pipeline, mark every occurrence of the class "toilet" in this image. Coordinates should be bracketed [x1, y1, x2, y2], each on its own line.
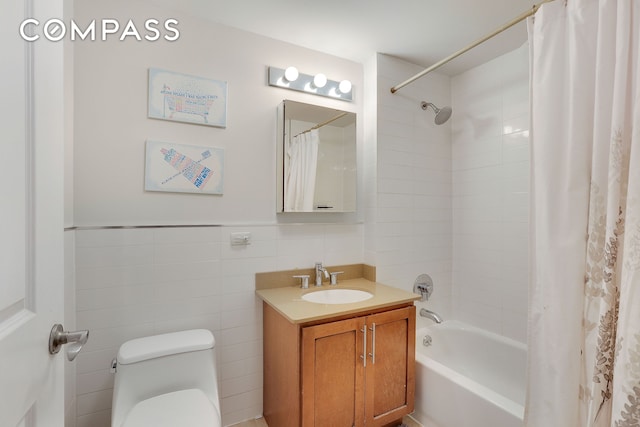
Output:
[111, 329, 221, 427]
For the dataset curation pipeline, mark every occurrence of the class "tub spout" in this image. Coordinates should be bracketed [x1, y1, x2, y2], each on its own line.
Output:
[420, 308, 443, 324]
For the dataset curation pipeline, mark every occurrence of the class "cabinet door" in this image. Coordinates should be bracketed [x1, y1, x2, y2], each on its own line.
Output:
[302, 317, 366, 427]
[365, 306, 416, 426]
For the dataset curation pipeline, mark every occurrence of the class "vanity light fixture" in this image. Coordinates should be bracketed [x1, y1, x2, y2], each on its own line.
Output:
[339, 79, 352, 94]
[313, 73, 327, 88]
[284, 66, 299, 82]
[268, 66, 353, 102]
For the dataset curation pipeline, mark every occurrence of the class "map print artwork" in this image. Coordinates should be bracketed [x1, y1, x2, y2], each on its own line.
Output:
[148, 68, 227, 128]
[161, 85, 217, 124]
[160, 147, 212, 189]
[145, 140, 224, 195]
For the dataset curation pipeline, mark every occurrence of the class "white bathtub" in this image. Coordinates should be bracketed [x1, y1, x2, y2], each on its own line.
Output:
[411, 320, 527, 427]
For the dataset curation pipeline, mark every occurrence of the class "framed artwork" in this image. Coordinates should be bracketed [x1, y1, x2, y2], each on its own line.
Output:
[148, 68, 227, 127]
[145, 140, 224, 195]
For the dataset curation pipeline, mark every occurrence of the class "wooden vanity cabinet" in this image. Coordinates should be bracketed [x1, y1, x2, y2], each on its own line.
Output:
[263, 303, 415, 427]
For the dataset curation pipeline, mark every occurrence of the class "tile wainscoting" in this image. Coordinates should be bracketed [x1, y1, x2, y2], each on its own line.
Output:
[71, 223, 364, 427]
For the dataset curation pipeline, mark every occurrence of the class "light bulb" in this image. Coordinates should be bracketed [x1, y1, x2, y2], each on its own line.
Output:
[313, 73, 327, 88]
[284, 66, 299, 82]
[339, 79, 352, 93]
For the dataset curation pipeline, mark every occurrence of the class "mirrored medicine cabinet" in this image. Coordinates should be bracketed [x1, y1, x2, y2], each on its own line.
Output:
[276, 100, 357, 213]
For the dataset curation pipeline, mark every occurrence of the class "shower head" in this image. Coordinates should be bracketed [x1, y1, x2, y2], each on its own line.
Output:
[421, 101, 452, 125]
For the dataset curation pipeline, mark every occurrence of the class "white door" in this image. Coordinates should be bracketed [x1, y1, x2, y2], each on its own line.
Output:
[0, 0, 66, 426]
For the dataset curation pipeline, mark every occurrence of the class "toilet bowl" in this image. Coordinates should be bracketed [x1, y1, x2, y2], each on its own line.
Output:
[111, 329, 221, 427]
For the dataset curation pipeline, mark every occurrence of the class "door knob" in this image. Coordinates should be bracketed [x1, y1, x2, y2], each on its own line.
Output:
[48, 324, 89, 361]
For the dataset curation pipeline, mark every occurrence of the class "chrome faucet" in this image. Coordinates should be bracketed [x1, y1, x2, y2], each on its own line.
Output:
[314, 262, 329, 286]
[420, 308, 444, 324]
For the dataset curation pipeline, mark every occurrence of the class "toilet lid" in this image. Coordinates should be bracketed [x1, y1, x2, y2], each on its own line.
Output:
[122, 389, 221, 427]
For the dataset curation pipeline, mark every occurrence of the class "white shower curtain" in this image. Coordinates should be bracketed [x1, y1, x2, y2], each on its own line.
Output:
[527, 1, 640, 426]
[284, 129, 319, 211]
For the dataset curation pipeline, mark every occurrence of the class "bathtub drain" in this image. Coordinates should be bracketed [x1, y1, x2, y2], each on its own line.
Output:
[423, 335, 432, 347]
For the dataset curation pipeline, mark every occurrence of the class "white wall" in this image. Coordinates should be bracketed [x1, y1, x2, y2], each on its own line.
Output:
[451, 44, 530, 342]
[72, 0, 363, 227]
[70, 1, 365, 426]
[373, 54, 453, 322]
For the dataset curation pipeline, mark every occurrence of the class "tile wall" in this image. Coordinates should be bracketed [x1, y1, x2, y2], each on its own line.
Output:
[373, 54, 453, 321]
[72, 224, 363, 427]
[451, 44, 530, 342]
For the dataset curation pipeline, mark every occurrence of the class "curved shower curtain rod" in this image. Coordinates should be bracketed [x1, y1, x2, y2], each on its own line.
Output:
[390, 0, 555, 94]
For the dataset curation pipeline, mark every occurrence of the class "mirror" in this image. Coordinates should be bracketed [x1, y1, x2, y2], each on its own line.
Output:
[276, 100, 356, 213]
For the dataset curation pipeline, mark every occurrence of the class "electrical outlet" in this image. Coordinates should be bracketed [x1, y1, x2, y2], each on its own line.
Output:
[230, 232, 251, 246]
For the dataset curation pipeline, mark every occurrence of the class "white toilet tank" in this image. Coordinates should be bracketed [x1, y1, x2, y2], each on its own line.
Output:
[111, 329, 220, 427]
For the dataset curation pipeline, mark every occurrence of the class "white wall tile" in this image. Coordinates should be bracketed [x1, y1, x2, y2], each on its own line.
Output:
[502, 81, 529, 120]
[153, 242, 221, 264]
[451, 47, 529, 341]
[221, 356, 262, 381]
[276, 238, 324, 259]
[217, 274, 256, 294]
[378, 148, 415, 166]
[220, 372, 263, 399]
[221, 239, 277, 260]
[152, 260, 220, 283]
[220, 388, 262, 422]
[76, 348, 119, 375]
[221, 257, 277, 277]
[378, 178, 415, 194]
[219, 339, 263, 365]
[153, 315, 221, 335]
[76, 228, 154, 247]
[76, 245, 154, 269]
[76, 370, 113, 395]
[275, 223, 326, 240]
[153, 226, 222, 244]
[76, 389, 113, 416]
[503, 114, 529, 135]
[76, 284, 156, 311]
[76, 409, 111, 427]
[378, 162, 414, 180]
[76, 264, 154, 289]
[219, 323, 262, 347]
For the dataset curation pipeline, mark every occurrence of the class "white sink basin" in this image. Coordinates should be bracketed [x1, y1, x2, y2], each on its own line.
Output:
[302, 289, 373, 304]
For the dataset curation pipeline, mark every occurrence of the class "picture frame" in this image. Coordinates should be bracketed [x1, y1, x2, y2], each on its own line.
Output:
[148, 68, 227, 128]
[144, 140, 224, 195]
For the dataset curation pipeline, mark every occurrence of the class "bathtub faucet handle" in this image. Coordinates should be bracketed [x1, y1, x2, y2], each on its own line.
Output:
[413, 274, 434, 301]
